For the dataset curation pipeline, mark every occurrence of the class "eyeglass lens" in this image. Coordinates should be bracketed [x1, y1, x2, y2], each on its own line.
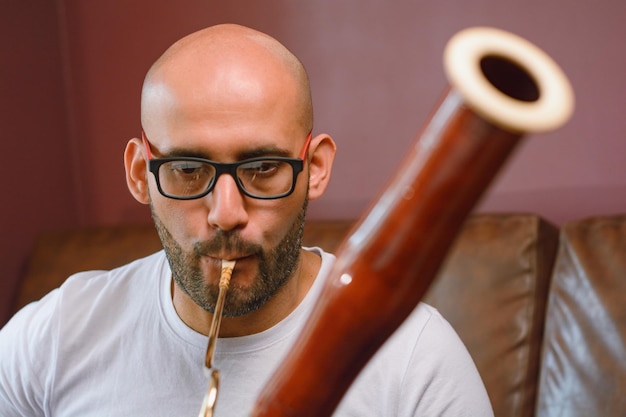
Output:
[158, 159, 295, 198]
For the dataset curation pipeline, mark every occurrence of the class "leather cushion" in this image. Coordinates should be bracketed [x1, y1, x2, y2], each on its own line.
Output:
[536, 215, 626, 416]
[425, 213, 559, 417]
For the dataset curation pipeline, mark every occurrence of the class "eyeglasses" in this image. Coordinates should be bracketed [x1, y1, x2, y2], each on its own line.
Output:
[142, 131, 312, 200]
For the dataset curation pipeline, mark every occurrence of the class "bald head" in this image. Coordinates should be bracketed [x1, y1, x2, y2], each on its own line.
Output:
[141, 24, 313, 138]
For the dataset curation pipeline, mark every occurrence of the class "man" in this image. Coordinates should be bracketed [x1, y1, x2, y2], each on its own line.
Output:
[0, 24, 493, 416]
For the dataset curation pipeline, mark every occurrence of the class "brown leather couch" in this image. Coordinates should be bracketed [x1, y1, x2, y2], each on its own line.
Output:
[12, 213, 626, 417]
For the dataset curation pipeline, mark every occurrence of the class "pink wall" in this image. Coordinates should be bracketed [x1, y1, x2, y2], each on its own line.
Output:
[1, 0, 77, 324]
[2, 0, 626, 324]
[59, 0, 626, 225]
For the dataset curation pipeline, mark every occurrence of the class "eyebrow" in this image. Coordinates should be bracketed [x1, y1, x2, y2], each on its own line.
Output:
[238, 146, 292, 160]
[159, 145, 293, 161]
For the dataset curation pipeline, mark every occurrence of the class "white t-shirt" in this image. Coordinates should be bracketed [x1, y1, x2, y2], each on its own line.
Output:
[0, 248, 493, 417]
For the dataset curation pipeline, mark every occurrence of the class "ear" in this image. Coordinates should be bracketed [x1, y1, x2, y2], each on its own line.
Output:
[124, 137, 151, 205]
[307, 133, 336, 201]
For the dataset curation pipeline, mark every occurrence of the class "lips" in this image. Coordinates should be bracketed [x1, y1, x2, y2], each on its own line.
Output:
[204, 254, 256, 275]
[209, 253, 251, 263]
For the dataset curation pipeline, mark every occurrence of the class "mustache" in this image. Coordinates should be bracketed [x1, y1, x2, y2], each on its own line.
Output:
[192, 231, 263, 258]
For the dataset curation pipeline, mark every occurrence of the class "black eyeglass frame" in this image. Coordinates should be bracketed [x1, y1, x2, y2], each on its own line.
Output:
[142, 131, 311, 200]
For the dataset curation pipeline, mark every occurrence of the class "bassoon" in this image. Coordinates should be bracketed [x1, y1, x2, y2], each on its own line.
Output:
[251, 26, 574, 417]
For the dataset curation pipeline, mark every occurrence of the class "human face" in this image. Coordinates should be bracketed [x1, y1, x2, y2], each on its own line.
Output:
[145, 128, 311, 317]
[151, 195, 308, 317]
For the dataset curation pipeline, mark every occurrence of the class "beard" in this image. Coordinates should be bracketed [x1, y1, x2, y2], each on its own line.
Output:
[151, 198, 308, 318]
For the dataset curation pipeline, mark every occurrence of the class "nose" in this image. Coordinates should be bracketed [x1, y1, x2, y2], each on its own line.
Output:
[206, 174, 249, 232]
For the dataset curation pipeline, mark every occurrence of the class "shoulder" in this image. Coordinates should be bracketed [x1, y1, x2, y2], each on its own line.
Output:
[2, 251, 168, 349]
[55, 251, 167, 303]
[0, 251, 169, 414]
[379, 303, 481, 386]
[361, 303, 457, 375]
[395, 302, 459, 348]
[340, 303, 494, 416]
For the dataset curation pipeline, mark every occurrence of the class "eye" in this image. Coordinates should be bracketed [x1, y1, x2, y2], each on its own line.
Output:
[241, 160, 281, 176]
[170, 161, 205, 175]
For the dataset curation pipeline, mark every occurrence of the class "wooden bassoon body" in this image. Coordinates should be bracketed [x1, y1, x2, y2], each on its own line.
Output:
[251, 27, 574, 417]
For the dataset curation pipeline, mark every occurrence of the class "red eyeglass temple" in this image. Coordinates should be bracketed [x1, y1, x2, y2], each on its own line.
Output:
[299, 131, 313, 160]
[141, 131, 154, 159]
